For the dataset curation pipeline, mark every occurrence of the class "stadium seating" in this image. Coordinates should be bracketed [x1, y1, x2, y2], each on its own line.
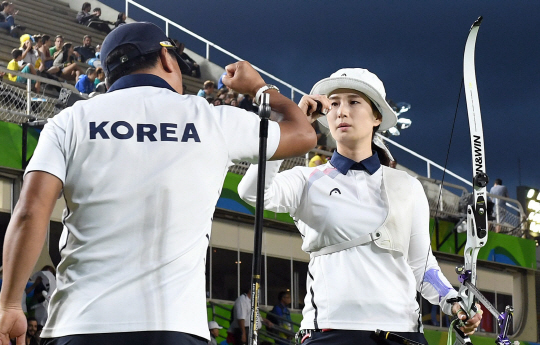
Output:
[0, 0, 204, 95]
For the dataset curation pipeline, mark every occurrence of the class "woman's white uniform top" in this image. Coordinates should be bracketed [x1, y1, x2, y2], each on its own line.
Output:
[238, 152, 457, 332]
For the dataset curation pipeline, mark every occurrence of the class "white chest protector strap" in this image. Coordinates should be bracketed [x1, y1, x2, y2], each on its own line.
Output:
[309, 230, 382, 259]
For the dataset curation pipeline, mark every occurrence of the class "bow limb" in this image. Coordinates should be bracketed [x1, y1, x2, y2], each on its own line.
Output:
[452, 16, 489, 345]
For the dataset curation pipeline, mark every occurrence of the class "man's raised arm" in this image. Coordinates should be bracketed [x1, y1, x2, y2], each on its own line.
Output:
[222, 61, 316, 160]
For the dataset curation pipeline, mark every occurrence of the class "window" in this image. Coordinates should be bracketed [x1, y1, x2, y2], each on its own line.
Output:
[293, 260, 308, 309]
[266, 256, 291, 308]
[211, 248, 238, 301]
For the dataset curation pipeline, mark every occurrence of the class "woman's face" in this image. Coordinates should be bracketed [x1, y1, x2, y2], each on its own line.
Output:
[326, 89, 381, 146]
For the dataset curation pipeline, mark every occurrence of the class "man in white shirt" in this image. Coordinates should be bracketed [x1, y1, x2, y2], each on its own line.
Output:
[0, 22, 316, 345]
[228, 289, 271, 345]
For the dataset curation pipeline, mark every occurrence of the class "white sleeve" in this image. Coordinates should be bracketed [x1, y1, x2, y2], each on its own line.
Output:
[213, 105, 280, 164]
[407, 178, 458, 316]
[24, 112, 69, 185]
[237, 161, 305, 215]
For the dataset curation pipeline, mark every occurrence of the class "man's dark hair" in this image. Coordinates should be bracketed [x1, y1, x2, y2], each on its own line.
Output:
[11, 48, 22, 59]
[83, 34, 92, 40]
[106, 44, 167, 86]
[93, 7, 101, 12]
[82, 2, 91, 11]
[278, 291, 289, 302]
[42, 34, 50, 44]
[27, 316, 37, 323]
[495, 178, 502, 185]
[55, 34, 63, 40]
[86, 67, 96, 75]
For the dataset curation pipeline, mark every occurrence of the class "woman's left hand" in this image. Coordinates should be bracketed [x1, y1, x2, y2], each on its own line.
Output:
[451, 303, 483, 335]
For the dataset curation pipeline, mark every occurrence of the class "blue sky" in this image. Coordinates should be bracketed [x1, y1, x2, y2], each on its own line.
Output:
[101, 0, 540, 199]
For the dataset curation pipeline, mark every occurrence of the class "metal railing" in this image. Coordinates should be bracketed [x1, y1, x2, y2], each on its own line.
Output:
[0, 66, 85, 125]
[124, 0, 308, 101]
[377, 133, 472, 187]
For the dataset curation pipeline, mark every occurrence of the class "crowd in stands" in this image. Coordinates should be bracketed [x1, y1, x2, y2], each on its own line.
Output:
[1, 2, 201, 96]
[197, 79, 258, 112]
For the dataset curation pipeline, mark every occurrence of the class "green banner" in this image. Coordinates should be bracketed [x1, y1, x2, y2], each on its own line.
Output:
[0, 121, 39, 169]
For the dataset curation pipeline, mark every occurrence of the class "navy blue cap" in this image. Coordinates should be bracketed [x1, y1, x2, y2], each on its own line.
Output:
[100, 22, 190, 76]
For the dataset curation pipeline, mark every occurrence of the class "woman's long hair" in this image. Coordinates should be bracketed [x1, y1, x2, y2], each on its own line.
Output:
[369, 101, 391, 167]
[60, 43, 73, 64]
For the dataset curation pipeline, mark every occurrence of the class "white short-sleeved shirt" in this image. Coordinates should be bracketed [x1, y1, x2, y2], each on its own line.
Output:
[228, 294, 262, 331]
[238, 152, 456, 332]
[25, 74, 280, 340]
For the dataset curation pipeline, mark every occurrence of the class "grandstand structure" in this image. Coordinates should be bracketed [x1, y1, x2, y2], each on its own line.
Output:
[0, 0, 538, 343]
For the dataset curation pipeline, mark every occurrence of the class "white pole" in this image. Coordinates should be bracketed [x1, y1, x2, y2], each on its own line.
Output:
[26, 79, 31, 116]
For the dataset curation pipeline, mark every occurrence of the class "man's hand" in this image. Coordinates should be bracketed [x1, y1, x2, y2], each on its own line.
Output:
[0, 306, 26, 345]
[298, 95, 331, 123]
[452, 303, 483, 335]
[222, 61, 266, 97]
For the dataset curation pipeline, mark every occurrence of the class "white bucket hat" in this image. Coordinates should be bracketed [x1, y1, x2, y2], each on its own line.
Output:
[310, 68, 397, 132]
[208, 321, 223, 330]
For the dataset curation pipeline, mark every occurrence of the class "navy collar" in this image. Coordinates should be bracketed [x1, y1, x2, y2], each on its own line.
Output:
[107, 74, 177, 93]
[330, 151, 381, 175]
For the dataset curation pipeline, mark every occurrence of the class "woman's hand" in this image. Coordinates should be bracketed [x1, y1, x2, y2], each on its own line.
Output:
[298, 95, 331, 123]
[452, 303, 483, 335]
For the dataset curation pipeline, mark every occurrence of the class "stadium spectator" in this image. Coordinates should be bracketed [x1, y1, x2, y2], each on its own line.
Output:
[268, 291, 293, 345]
[74, 35, 96, 62]
[94, 67, 104, 87]
[490, 178, 509, 232]
[239, 94, 256, 112]
[176, 42, 200, 78]
[50, 42, 82, 81]
[49, 35, 63, 58]
[217, 71, 227, 90]
[19, 34, 43, 77]
[230, 98, 238, 107]
[27, 267, 56, 326]
[94, 80, 107, 93]
[26, 317, 39, 345]
[6, 48, 40, 92]
[76, 3, 111, 34]
[89, 7, 112, 34]
[308, 145, 328, 167]
[35, 325, 43, 344]
[0, 1, 24, 37]
[114, 12, 126, 28]
[224, 91, 236, 105]
[208, 321, 223, 345]
[75, 67, 97, 94]
[76, 2, 97, 25]
[39, 35, 54, 69]
[213, 98, 223, 106]
[228, 289, 273, 345]
[197, 80, 214, 98]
